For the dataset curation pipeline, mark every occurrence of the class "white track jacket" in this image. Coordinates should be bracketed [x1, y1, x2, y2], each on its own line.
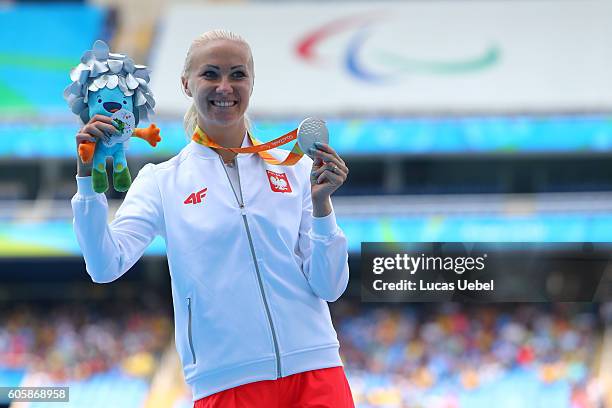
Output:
[71, 140, 350, 401]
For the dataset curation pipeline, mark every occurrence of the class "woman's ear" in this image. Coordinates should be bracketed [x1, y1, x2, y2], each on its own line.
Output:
[181, 77, 192, 97]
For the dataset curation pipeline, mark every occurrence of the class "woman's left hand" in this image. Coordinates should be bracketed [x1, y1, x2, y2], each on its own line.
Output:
[309, 142, 349, 204]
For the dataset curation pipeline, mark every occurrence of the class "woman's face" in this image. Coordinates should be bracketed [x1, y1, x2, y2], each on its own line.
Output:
[182, 39, 254, 129]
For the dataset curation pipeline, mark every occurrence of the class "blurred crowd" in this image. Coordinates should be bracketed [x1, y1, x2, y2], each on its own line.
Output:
[333, 303, 608, 408]
[0, 300, 608, 408]
[0, 301, 171, 381]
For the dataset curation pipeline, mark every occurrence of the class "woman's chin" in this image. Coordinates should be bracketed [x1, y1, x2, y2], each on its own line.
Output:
[208, 114, 243, 128]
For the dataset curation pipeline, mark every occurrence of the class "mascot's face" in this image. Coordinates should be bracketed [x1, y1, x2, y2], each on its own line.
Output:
[88, 86, 133, 119]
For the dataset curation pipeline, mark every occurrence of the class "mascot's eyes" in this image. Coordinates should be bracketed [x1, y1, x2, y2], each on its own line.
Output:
[97, 98, 102, 103]
[123, 100, 127, 104]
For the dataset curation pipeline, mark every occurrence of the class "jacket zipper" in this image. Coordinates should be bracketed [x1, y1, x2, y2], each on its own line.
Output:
[219, 156, 282, 378]
[187, 297, 196, 364]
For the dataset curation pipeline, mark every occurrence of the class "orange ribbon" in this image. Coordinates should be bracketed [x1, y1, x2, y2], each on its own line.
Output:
[192, 126, 305, 166]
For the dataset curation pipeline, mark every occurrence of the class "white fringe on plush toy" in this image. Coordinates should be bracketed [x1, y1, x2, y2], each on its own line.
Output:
[63, 40, 156, 124]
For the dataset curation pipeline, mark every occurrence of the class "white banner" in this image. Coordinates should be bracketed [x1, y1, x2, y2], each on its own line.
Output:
[150, 1, 612, 117]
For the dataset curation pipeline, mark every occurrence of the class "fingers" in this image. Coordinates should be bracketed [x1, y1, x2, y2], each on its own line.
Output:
[76, 133, 95, 143]
[309, 143, 349, 188]
[77, 114, 118, 141]
[310, 162, 348, 190]
[83, 122, 118, 139]
[75, 115, 115, 165]
[311, 154, 346, 173]
[87, 114, 114, 125]
[309, 144, 348, 175]
[312, 142, 345, 164]
[312, 142, 336, 156]
[79, 123, 118, 142]
[311, 161, 347, 180]
[316, 167, 345, 186]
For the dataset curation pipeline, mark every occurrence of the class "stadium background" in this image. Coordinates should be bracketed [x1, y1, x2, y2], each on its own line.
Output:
[0, 0, 611, 407]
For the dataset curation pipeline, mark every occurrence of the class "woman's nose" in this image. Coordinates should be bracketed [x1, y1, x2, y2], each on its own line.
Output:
[216, 78, 232, 94]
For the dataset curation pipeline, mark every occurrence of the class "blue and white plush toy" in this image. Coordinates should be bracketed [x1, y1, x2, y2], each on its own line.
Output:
[64, 40, 161, 193]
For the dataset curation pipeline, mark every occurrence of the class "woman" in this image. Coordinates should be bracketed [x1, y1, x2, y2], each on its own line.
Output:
[72, 30, 353, 407]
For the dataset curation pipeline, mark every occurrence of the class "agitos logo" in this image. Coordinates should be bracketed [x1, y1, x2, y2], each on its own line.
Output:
[295, 12, 501, 83]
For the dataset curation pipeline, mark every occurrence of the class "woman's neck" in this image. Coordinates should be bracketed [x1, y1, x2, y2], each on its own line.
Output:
[198, 120, 246, 163]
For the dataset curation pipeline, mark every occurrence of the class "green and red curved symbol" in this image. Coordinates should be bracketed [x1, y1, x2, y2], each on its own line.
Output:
[296, 13, 500, 83]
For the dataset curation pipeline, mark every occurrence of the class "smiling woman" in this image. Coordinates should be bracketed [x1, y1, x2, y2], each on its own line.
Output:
[180, 31, 254, 164]
[71, 29, 352, 408]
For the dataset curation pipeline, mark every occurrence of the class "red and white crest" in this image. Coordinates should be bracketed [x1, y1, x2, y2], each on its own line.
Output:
[266, 170, 292, 193]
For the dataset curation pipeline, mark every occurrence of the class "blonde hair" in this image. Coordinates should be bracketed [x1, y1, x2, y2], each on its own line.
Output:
[181, 29, 254, 138]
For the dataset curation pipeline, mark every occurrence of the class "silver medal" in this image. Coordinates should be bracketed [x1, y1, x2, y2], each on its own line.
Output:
[297, 118, 329, 158]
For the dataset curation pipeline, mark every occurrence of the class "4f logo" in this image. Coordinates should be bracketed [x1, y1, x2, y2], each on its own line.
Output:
[184, 188, 207, 205]
[266, 170, 292, 193]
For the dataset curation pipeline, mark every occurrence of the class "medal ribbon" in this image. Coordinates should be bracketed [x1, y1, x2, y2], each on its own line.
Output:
[192, 125, 305, 165]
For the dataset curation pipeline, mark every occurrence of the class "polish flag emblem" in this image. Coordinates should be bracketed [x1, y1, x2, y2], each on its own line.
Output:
[266, 170, 292, 193]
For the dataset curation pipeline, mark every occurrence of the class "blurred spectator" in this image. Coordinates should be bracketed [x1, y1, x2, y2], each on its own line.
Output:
[332, 303, 606, 408]
[0, 300, 606, 407]
[0, 301, 171, 382]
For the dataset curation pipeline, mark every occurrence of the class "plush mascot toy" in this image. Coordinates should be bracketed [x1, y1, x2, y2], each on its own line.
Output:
[64, 40, 161, 193]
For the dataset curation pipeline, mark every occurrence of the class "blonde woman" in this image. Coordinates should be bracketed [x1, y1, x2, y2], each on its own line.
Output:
[72, 30, 353, 407]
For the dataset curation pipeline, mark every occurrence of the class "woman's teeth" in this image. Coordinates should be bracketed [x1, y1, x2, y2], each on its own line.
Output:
[212, 101, 237, 107]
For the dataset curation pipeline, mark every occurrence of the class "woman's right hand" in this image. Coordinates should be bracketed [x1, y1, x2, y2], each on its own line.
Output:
[76, 115, 118, 177]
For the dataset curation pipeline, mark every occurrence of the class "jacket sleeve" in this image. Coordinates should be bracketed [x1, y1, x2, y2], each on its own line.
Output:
[297, 176, 350, 302]
[71, 163, 163, 283]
